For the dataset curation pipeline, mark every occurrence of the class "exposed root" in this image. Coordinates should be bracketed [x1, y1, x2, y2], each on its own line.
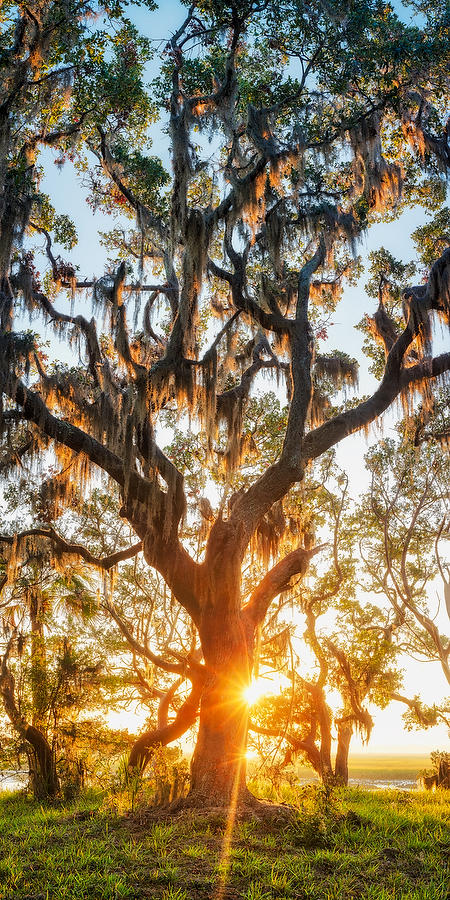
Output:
[127, 790, 296, 825]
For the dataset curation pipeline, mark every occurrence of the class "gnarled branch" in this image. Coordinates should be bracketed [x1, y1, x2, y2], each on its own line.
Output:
[243, 544, 325, 627]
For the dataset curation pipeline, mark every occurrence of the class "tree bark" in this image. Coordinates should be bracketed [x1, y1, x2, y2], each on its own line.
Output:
[334, 720, 353, 786]
[128, 553, 255, 807]
[188, 605, 253, 805]
[318, 714, 334, 784]
[24, 724, 59, 799]
[189, 672, 249, 803]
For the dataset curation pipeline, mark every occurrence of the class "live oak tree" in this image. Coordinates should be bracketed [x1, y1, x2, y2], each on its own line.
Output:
[0, 0, 450, 806]
[357, 435, 450, 731]
[0, 551, 60, 798]
[247, 460, 404, 787]
[0, 485, 134, 799]
[0, 549, 117, 800]
[249, 607, 402, 788]
[249, 438, 449, 785]
[418, 750, 450, 790]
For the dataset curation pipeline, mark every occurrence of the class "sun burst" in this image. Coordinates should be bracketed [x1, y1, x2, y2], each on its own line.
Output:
[243, 673, 289, 706]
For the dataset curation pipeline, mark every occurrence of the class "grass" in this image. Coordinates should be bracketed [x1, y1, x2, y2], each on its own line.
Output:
[0, 785, 448, 899]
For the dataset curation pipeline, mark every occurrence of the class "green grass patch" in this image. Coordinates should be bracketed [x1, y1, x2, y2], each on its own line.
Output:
[0, 786, 448, 899]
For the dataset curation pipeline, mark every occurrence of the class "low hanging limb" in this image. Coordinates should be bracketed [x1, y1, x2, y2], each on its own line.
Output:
[9, 261, 188, 536]
[1, 374, 163, 511]
[0, 531, 203, 683]
[128, 678, 204, 772]
[5, 290, 187, 541]
[132, 668, 184, 724]
[248, 719, 322, 773]
[0, 527, 142, 573]
[243, 544, 326, 627]
[0, 527, 205, 703]
[391, 692, 450, 729]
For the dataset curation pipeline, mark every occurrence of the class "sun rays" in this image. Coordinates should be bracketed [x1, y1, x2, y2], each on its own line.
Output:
[243, 673, 290, 706]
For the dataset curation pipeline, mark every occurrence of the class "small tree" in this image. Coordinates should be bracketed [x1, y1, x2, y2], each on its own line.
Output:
[0, 534, 62, 797]
[359, 437, 450, 691]
[0, 486, 132, 798]
[248, 463, 403, 787]
[418, 751, 450, 790]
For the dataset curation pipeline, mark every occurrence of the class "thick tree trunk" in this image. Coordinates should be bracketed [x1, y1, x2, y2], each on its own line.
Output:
[189, 608, 253, 805]
[1, 653, 58, 800]
[24, 725, 59, 799]
[334, 721, 353, 786]
[127, 579, 254, 806]
[189, 669, 249, 803]
[317, 702, 334, 785]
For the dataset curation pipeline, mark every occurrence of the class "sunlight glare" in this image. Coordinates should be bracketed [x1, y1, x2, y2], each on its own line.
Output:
[243, 679, 266, 705]
[243, 673, 289, 706]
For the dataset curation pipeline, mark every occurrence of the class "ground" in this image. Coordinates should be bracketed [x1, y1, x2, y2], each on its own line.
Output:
[0, 783, 448, 899]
